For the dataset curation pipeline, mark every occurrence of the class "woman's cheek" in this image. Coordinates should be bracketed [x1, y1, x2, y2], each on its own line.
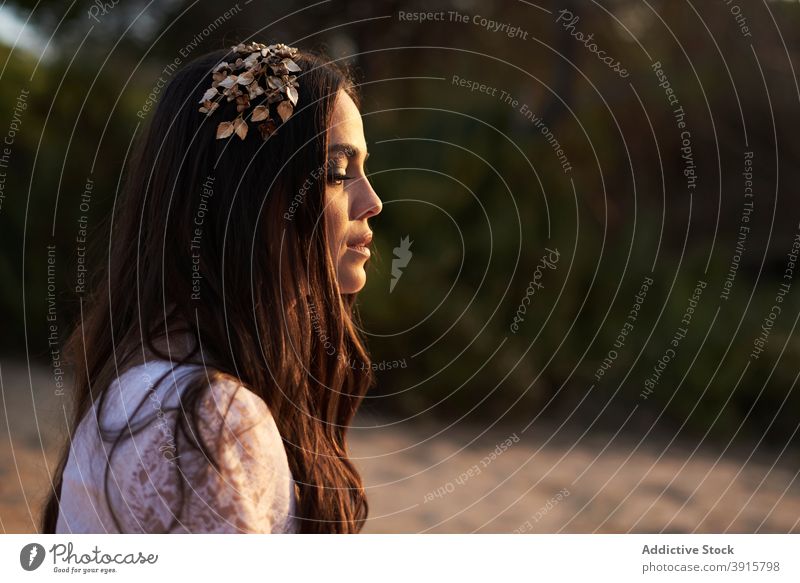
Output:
[324, 192, 348, 256]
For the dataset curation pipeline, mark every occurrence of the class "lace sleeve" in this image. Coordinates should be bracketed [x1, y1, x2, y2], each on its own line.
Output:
[115, 374, 296, 533]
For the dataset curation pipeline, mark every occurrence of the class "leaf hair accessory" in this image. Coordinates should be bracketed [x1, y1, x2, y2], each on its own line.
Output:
[198, 41, 301, 141]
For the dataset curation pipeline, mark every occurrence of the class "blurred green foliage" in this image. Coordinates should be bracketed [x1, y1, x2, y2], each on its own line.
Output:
[2, 0, 800, 449]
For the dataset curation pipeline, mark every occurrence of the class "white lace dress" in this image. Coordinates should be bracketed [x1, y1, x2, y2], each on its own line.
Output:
[55, 360, 298, 533]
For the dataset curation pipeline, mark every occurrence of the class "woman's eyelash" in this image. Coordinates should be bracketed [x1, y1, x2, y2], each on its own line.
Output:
[326, 171, 354, 185]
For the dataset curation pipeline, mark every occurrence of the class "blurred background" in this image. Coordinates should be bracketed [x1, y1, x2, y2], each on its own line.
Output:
[1, 0, 799, 533]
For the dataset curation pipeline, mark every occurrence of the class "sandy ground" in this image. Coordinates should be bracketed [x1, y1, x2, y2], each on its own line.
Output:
[1, 361, 798, 533]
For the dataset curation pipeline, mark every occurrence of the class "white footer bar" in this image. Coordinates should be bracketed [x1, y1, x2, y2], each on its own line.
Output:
[1, 534, 797, 582]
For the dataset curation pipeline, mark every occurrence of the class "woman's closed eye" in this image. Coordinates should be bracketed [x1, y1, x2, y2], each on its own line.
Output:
[327, 169, 356, 186]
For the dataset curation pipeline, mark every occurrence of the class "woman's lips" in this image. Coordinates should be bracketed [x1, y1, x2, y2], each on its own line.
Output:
[347, 231, 373, 258]
[347, 243, 371, 258]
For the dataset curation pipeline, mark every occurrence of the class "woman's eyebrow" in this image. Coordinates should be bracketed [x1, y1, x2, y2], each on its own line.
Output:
[328, 142, 369, 161]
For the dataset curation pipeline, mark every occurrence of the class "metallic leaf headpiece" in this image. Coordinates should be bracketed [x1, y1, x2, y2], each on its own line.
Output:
[198, 42, 301, 140]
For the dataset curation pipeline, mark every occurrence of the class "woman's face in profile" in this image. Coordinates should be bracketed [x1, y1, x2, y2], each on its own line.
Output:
[324, 90, 383, 294]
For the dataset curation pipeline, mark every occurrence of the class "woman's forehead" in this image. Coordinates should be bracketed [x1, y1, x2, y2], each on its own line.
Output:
[329, 90, 366, 148]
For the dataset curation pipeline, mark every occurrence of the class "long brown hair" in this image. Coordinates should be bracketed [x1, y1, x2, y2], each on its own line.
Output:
[41, 45, 374, 533]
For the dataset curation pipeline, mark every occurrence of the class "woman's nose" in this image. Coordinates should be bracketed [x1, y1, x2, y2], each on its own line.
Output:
[354, 179, 382, 220]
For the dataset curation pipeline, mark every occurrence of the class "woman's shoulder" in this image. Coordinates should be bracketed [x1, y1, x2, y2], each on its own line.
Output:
[102, 359, 297, 533]
[100, 359, 199, 426]
[192, 368, 290, 472]
[196, 370, 277, 437]
[108, 359, 284, 449]
[102, 360, 268, 425]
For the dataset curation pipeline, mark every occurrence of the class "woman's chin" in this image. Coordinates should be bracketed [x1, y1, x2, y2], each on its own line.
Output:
[338, 265, 367, 294]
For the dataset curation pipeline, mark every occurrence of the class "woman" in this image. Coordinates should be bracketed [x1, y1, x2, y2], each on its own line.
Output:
[40, 42, 383, 534]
